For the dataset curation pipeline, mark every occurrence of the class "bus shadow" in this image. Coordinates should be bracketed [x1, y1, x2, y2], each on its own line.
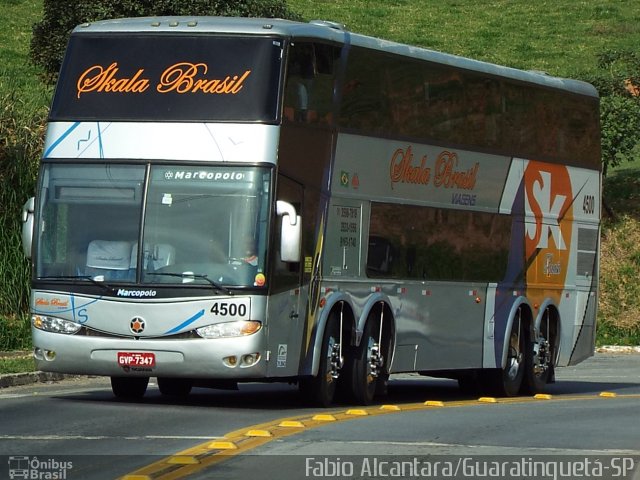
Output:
[53, 373, 640, 410]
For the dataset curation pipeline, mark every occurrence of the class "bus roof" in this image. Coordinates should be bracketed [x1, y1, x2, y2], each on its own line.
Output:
[72, 16, 598, 99]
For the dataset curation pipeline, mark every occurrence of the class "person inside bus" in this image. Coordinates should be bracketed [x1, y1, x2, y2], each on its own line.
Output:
[242, 240, 259, 267]
[229, 237, 259, 267]
[284, 43, 316, 122]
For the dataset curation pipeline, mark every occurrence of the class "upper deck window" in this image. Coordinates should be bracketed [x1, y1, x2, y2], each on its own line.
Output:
[50, 34, 283, 123]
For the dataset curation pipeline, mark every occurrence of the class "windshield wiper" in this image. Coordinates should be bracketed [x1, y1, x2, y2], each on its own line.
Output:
[147, 272, 233, 295]
[37, 275, 117, 294]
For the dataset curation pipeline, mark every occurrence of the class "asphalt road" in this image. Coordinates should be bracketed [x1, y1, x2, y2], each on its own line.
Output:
[1, 352, 639, 480]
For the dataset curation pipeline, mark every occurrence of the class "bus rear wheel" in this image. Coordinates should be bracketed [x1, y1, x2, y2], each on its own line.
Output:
[522, 309, 555, 394]
[343, 318, 384, 405]
[299, 314, 341, 407]
[484, 311, 525, 397]
[110, 376, 149, 399]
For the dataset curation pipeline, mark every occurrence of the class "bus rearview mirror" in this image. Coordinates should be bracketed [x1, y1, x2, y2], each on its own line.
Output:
[21, 197, 35, 259]
[276, 200, 301, 263]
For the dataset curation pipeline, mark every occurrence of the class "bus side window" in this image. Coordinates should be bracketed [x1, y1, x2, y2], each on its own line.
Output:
[366, 236, 395, 276]
[284, 42, 338, 124]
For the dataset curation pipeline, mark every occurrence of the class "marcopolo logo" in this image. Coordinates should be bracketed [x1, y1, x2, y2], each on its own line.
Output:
[117, 289, 157, 298]
[165, 170, 245, 181]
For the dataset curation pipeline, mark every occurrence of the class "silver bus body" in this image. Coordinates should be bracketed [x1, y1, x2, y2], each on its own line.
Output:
[24, 17, 601, 404]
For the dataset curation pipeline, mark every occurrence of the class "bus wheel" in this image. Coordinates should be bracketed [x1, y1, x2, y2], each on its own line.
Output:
[486, 311, 525, 397]
[299, 314, 341, 407]
[158, 377, 193, 397]
[348, 319, 383, 405]
[522, 310, 554, 394]
[110, 376, 149, 399]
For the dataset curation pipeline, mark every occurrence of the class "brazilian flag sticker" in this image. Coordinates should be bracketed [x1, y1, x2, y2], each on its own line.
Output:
[340, 171, 349, 187]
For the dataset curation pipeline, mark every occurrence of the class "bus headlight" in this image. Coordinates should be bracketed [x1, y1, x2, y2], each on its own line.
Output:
[32, 315, 81, 334]
[196, 320, 261, 339]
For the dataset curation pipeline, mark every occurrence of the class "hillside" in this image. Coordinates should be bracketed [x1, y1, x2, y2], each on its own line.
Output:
[1, 0, 639, 347]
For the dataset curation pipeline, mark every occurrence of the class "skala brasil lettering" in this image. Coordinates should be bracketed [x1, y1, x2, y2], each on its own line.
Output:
[389, 146, 479, 190]
[76, 62, 251, 98]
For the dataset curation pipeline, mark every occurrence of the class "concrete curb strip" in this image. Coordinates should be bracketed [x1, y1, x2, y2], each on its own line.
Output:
[596, 345, 640, 354]
[0, 371, 72, 389]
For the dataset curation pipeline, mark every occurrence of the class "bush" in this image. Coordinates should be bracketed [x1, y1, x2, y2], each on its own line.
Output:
[600, 95, 640, 176]
[30, 0, 302, 83]
[585, 50, 640, 176]
[0, 77, 48, 349]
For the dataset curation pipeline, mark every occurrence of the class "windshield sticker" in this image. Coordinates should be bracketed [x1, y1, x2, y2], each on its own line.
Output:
[76, 63, 251, 98]
[163, 170, 246, 182]
[50, 35, 281, 122]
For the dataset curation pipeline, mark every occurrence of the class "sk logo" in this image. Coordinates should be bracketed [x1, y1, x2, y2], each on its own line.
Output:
[524, 162, 572, 251]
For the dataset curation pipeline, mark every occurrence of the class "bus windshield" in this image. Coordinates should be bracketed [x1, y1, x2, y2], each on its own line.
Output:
[50, 34, 283, 122]
[36, 164, 271, 289]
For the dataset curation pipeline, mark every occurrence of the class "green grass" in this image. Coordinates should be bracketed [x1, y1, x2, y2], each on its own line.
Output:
[0, 0, 638, 374]
[290, 0, 640, 79]
[0, 354, 35, 375]
[0, 0, 49, 357]
[0, 0, 46, 98]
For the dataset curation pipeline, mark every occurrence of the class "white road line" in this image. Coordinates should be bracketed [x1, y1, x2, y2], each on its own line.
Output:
[334, 440, 640, 456]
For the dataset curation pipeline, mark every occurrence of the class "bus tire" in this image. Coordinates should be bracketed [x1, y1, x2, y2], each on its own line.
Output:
[158, 377, 193, 397]
[521, 311, 555, 394]
[346, 319, 381, 405]
[299, 314, 340, 407]
[110, 376, 149, 399]
[485, 311, 525, 397]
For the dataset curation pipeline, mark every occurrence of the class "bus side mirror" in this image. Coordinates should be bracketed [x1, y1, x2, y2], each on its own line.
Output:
[21, 197, 35, 259]
[276, 200, 301, 263]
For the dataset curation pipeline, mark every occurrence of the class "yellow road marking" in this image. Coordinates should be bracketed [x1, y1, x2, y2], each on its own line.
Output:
[245, 429, 272, 437]
[278, 420, 305, 428]
[118, 392, 640, 479]
[534, 393, 553, 400]
[599, 391, 618, 398]
[345, 408, 368, 416]
[478, 396, 498, 403]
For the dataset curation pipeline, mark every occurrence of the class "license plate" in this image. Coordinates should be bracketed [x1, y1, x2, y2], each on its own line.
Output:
[117, 352, 156, 367]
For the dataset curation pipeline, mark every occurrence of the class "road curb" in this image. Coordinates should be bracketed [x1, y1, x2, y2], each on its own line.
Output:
[0, 371, 72, 389]
[596, 345, 640, 354]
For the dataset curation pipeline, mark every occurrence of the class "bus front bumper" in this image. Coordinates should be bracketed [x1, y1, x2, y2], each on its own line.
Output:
[31, 328, 267, 379]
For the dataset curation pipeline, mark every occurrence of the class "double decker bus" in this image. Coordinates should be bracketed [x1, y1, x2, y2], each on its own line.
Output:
[22, 17, 601, 406]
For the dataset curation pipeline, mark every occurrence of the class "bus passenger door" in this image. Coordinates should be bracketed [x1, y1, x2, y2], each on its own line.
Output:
[266, 175, 304, 377]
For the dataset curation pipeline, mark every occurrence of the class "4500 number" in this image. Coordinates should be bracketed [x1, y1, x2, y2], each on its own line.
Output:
[583, 194, 595, 215]
[210, 301, 248, 317]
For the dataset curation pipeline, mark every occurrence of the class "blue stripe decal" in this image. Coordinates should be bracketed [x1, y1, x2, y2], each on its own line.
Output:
[97, 122, 104, 158]
[44, 122, 81, 157]
[164, 309, 205, 335]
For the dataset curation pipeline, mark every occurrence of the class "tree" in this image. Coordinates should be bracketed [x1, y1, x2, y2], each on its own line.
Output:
[600, 94, 640, 177]
[30, 0, 301, 83]
[589, 50, 640, 176]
